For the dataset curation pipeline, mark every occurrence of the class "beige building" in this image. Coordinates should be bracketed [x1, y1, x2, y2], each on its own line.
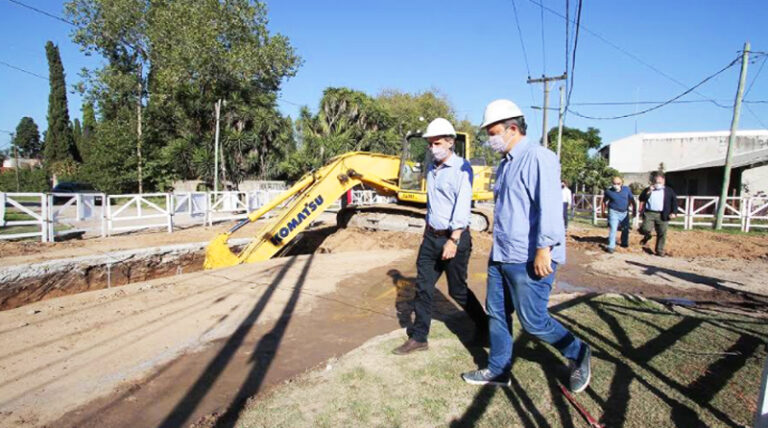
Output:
[599, 130, 768, 196]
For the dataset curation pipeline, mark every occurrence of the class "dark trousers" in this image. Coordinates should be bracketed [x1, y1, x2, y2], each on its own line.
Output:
[407, 229, 488, 342]
[563, 203, 569, 229]
[641, 211, 668, 254]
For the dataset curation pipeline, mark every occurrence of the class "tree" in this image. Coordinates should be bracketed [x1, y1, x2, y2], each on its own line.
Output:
[43, 41, 80, 167]
[547, 126, 602, 186]
[66, 0, 301, 190]
[12, 117, 42, 158]
[79, 102, 96, 162]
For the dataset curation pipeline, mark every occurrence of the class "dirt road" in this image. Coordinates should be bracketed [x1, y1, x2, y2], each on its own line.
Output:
[0, 250, 411, 427]
[1, 223, 765, 427]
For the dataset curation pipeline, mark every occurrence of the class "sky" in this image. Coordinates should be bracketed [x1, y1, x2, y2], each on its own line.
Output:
[1, 0, 767, 153]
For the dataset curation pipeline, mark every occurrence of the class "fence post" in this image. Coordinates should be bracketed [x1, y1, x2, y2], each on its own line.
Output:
[0, 193, 6, 228]
[166, 193, 173, 233]
[44, 193, 52, 243]
[100, 193, 107, 238]
[592, 194, 598, 226]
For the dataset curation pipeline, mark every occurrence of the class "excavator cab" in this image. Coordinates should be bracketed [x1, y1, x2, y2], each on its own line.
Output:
[397, 132, 488, 204]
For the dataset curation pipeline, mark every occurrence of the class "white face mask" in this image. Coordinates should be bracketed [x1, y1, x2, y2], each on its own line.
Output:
[613, 184, 622, 191]
[486, 129, 510, 154]
[431, 146, 450, 162]
[654, 183, 664, 190]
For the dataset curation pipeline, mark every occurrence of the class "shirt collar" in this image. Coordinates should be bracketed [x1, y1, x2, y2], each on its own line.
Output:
[504, 137, 530, 161]
[436, 152, 461, 168]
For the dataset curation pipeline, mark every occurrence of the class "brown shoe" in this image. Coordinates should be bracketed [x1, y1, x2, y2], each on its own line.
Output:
[392, 338, 428, 355]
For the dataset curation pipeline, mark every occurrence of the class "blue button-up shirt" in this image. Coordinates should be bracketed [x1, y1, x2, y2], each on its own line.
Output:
[426, 153, 473, 230]
[491, 138, 566, 264]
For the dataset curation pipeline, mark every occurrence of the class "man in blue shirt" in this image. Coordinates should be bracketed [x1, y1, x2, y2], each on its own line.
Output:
[602, 176, 637, 253]
[461, 100, 591, 393]
[393, 118, 488, 355]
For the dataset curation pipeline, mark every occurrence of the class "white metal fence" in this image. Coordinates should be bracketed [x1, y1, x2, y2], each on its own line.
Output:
[0, 188, 291, 242]
[573, 193, 768, 232]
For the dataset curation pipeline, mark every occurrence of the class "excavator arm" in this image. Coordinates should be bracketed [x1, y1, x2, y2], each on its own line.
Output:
[203, 152, 402, 269]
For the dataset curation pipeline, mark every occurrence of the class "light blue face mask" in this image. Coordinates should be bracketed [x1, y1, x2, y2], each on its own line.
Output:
[485, 128, 510, 153]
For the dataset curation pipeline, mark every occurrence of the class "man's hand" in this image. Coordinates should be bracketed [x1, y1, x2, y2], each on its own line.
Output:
[670, 213, 677, 219]
[533, 247, 553, 278]
[442, 240, 457, 260]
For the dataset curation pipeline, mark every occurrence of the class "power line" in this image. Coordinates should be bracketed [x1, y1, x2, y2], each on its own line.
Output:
[0, 129, 14, 135]
[528, 0, 731, 109]
[565, 0, 582, 116]
[6, 0, 75, 26]
[744, 55, 766, 98]
[745, 104, 768, 129]
[568, 56, 740, 120]
[539, 0, 546, 74]
[508, 0, 540, 127]
[510, 0, 532, 79]
[577, 99, 768, 106]
[0, 60, 48, 80]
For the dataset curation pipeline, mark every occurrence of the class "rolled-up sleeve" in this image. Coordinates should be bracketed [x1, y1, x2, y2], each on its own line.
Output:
[530, 150, 566, 249]
[449, 162, 473, 230]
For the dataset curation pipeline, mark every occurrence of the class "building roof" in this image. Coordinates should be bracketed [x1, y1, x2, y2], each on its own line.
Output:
[668, 147, 768, 171]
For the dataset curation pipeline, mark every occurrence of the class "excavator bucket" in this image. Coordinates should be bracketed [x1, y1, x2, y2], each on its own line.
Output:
[203, 233, 241, 269]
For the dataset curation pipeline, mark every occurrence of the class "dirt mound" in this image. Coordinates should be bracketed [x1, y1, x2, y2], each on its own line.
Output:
[317, 228, 494, 254]
[567, 225, 768, 260]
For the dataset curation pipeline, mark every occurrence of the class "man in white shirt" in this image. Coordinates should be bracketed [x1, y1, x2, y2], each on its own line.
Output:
[561, 181, 572, 229]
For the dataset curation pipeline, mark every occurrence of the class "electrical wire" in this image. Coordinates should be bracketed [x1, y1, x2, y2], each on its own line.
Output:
[0, 60, 48, 81]
[509, 0, 540, 127]
[5, 0, 75, 25]
[539, 0, 546, 74]
[567, 56, 740, 120]
[565, 0, 581, 116]
[744, 55, 766, 99]
[528, 0, 731, 109]
[745, 104, 768, 129]
[510, 0, 532, 79]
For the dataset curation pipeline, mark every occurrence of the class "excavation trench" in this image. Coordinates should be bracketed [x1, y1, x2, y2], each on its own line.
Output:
[0, 227, 342, 312]
[0, 238, 250, 311]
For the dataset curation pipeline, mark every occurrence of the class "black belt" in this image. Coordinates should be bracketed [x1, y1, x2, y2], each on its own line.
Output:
[426, 225, 464, 237]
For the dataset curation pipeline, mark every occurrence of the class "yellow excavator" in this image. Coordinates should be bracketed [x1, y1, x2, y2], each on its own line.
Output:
[204, 132, 495, 269]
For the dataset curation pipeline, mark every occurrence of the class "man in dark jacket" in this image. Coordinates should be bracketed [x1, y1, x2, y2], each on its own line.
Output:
[638, 172, 678, 256]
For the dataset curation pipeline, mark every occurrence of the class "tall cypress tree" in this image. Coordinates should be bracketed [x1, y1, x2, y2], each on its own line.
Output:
[80, 102, 96, 162]
[43, 41, 80, 166]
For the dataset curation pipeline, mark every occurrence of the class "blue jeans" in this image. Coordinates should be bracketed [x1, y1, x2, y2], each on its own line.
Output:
[607, 208, 629, 250]
[486, 260, 583, 375]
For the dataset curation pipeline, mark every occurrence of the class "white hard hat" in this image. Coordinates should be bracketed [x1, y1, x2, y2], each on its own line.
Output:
[422, 118, 457, 138]
[480, 99, 524, 129]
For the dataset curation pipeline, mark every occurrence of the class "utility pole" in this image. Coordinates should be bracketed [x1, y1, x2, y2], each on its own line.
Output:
[556, 85, 565, 158]
[528, 73, 567, 149]
[715, 41, 749, 230]
[213, 99, 222, 193]
[12, 133, 20, 192]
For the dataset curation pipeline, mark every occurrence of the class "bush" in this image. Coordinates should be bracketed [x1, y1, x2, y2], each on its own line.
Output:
[0, 168, 50, 192]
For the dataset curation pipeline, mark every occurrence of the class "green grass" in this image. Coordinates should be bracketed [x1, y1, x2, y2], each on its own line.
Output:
[235, 295, 767, 428]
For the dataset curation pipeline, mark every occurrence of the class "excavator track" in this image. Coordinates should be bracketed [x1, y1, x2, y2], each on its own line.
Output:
[337, 203, 494, 234]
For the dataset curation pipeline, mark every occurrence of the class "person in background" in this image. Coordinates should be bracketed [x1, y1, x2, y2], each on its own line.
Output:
[460, 99, 591, 393]
[602, 176, 636, 253]
[392, 118, 488, 355]
[562, 180, 572, 229]
[638, 172, 678, 257]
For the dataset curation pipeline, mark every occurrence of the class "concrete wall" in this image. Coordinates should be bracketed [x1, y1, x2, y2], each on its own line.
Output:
[742, 164, 768, 196]
[606, 130, 768, 173]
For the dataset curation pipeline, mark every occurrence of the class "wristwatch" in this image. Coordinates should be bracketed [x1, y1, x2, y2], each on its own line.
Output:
[449, 236, 460, 245]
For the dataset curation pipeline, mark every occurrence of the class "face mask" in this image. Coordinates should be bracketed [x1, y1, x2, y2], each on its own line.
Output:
[654, 183, 664, 190]
[613, 185, 621, 191]
[486, 129, 510, 154]
[431, 146, 450, 162]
